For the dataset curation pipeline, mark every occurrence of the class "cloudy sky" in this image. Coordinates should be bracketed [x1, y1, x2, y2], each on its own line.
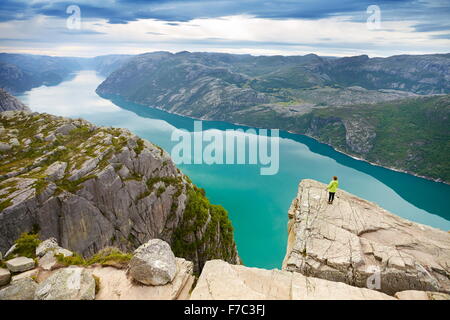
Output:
[0, 0, 449, 57]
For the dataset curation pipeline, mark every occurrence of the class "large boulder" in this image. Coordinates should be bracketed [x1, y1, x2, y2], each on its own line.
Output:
[34, 267, 96, 300]
[282, 179, 450, 295]
[6, 257, 35, 273]
[190, 260, 393, 300]
[0, 278, 37, 300]
[0, 268, 11, 286]
[128, 239, 177, 286]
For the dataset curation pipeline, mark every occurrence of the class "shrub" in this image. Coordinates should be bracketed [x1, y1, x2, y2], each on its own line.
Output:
[11, 232, 41, 259]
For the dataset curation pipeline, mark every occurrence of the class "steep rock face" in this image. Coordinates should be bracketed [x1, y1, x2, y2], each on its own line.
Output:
[282, 179, 450, 295]
[0, 89, 30, 112]
[0, 111, 239, 273]
[190, 260, 394, 300]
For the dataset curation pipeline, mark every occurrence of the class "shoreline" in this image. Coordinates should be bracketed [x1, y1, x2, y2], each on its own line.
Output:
[99, 92, 449, 186]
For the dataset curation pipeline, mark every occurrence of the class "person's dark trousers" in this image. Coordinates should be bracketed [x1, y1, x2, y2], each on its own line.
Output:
[328, 192, 335, 203]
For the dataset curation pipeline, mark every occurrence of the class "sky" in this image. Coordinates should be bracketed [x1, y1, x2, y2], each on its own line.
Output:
[0, 0, 449, 57]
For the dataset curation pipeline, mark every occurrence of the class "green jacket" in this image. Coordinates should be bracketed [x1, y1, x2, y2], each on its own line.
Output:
[327, 180, 339, 193]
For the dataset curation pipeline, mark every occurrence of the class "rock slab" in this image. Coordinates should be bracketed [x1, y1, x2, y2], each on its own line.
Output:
[190, 260, 394, 300]
[6, 256, 35, 273]
[282, 179, 450, 295]
[0, 278, 37, 300]
[34, 267, 96, 300]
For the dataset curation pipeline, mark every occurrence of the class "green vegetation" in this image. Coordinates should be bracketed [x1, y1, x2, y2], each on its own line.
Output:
[303, 95, 450, 182]
[55, 174, 98, 193]
[134, 138, 145, 155]
[0, 199, 13, 211]
[171, 185, 236, 270]
[9, 232, 41, 259]
[56, 247, 132, 269]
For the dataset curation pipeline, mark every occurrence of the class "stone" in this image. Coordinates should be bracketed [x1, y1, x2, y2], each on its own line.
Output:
[11, 268, 39, 283]
[0, 278, 37, 300]
[44, 162, 67, 181]
[93, 258, 194, 300]
[55, 123, 76, 135]
[44, 134, 56, 142]
[36, 238, 59, 257]
[54, 248, 73, 257]
[38, 251, 58, 271]
[190, 260, 394, 300]
[282, 179, 450, 295]
[6, 256, 35, 273]
[0, 268, 11, 286]
[9, 138, 20, 147]
[0, 142, 11, 151]
[129, 239, 177, 286]
[34, 267, 96, 300]
[4, 244, 16, 258]
[395, 290, 450, 300]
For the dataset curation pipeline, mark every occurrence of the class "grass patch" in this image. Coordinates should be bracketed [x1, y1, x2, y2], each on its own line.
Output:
[134, 138, 145, 155]
[0, 199, 13, 212]
[56, 247, 132, 269]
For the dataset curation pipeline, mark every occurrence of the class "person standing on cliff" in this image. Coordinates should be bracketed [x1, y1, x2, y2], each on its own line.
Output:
[327, 176, 339, 204]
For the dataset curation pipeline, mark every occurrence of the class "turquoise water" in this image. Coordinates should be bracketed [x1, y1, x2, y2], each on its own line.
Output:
[18, 70, 450, 269]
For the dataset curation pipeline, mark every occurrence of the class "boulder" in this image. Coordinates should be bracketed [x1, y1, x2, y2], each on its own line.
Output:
[34, 267, 96, 300]
[55, 123, 76, 135]
[44, 162, 67, 181]
[6, 257, 35, 273]
[36, 238, 59, 257]
[0, 278, 37, 300]
[190, 260, 394, 300]
[0, 268, 11, 286]
[0, 142, 11, 151]
[38, 251, 58, 271]
[93, 258, 194, 300]
[128, 239, 177, 286]
[283, 179, 450, 295]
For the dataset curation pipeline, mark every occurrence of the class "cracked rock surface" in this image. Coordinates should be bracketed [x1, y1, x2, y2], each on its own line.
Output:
[282, 179, 450, 295]
[190, 259, 394, 300]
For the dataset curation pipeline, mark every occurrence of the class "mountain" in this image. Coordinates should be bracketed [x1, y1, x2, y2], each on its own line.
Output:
[97, 51, 450, 182]
[0, 53, 132, 94]
[232, 94, 450, 183]
[0, 89, 30, 112]
[0, 110, 239, 273]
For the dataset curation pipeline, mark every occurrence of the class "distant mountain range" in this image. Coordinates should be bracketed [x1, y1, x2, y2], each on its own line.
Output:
[1, 51, 449, 182]
[0, 53, 131, 94]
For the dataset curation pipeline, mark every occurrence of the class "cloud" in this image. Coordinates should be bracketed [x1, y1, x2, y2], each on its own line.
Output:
[0, 0, 448, 57]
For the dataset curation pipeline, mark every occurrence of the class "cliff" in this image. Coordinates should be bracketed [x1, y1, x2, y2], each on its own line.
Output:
[0, 110, 239, 273]
[0, 89, 30, 112]
[282, 179, 450, 295]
